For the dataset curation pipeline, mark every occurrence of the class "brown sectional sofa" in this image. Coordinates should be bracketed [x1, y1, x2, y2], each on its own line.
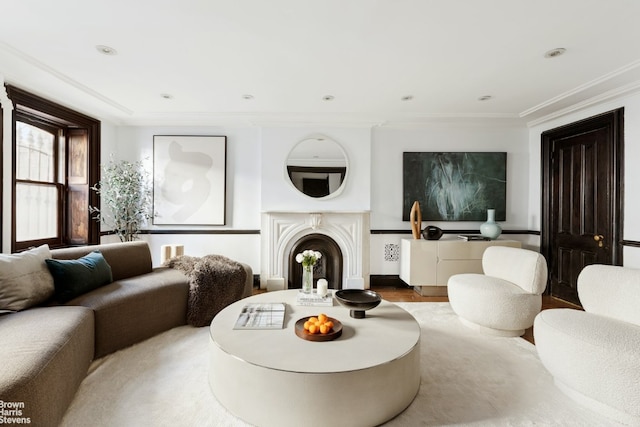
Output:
[0, 241, 253, 426]
[1, 306, 94, 427]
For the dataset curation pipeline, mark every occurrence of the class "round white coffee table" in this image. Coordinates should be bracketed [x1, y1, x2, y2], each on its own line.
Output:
[208, 290, 420, 427]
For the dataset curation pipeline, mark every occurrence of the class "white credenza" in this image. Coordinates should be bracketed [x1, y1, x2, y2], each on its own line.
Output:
[400, 238, 522, 296]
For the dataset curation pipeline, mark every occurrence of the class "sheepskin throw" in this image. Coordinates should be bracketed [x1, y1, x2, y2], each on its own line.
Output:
[164, 255, 247, 327]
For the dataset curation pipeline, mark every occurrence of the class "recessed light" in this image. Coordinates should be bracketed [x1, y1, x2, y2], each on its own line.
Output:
[478, 95, 493, 101]
[322, 95, 335, 101]
[544, 48, 566, 58]
[95, 45, 117, 56]
[242, 94, 254, 100]
[401, 95, 414, 101]
[160, 93, 173, 99]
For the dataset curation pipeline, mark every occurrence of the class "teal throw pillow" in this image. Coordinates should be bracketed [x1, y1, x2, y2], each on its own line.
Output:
[45, 251, 113, 302]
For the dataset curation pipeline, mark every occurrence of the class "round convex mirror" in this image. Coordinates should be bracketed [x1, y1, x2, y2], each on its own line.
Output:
[286, 135, 348, 198]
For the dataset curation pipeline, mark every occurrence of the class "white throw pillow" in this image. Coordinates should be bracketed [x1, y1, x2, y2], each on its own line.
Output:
[0, 244, 55, 311]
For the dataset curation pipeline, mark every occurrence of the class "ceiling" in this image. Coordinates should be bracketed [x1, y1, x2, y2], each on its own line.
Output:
[2, 0, 640, 127]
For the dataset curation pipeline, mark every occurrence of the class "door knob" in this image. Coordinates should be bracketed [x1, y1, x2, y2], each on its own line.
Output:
[594, 234, 604, 248]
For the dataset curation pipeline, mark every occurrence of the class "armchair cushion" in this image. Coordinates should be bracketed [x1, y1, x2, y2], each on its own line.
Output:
[578, 264, 640, 326]
[448, 273, 542, 334]
[448, 246, 547, 336]
[535, 308, 640, 424]
[482, 246, 548, 294]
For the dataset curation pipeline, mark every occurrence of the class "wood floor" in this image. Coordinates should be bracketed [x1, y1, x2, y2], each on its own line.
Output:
[371, 285, 581, 345]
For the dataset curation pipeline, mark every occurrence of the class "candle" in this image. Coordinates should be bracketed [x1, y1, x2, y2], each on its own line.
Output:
[317, 279, 328, 297]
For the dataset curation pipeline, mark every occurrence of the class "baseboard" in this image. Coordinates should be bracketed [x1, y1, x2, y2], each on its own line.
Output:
[252, 275, 260, 289]
[370, 275, 411, 288]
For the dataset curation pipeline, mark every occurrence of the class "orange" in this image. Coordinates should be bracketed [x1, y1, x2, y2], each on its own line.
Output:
[325, 321, 334, 330]
[309, 324, 319, 334]
[320, 324, 329, 334]
[309, 317, 319, 324]
[303, 320, 312, 331]
[318, 314, 328, 323]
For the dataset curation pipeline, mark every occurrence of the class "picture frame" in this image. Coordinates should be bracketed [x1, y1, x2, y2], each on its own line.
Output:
[403, 152, 507, 221]
[153, 135, 226, 225]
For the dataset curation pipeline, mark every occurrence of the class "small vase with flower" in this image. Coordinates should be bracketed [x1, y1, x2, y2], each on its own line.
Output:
[295, 250, 322, 294]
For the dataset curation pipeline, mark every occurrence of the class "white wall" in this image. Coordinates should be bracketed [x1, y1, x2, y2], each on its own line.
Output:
[528, 91, 640, 267]
[260, 126, 371, 212]
[107, 125, 374, 271]
[8, 87, 638, 274]
[101, 125, 262, 269]
[369, 122, 531, 275]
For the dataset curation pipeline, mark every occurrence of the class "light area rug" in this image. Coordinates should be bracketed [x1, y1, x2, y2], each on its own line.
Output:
[60, 303, 621, 427]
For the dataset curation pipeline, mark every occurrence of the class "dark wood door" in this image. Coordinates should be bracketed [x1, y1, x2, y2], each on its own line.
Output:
[541, 109, 624, 305]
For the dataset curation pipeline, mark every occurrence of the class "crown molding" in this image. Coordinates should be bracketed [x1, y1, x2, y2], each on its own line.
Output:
[0, 41, 133, 118]
[526, 79, 640, 128]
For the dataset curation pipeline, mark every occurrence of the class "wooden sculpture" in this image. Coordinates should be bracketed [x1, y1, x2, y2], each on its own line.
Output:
[410, 201, 422, 239]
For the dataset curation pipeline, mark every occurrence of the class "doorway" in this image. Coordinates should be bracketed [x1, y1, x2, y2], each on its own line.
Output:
[541, 109, 624, 305]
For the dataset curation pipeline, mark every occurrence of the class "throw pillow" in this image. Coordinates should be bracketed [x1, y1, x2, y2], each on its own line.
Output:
[45, 251, 113, 302]
[0, 244, 55, 311]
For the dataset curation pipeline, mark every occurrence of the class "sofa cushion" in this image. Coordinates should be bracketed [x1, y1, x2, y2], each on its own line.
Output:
[51, 241, 152, 282]
[0, 244, 54, 311]
[46, 251, 113, 302]
[66, 267, 189, 358]
[0, 306, 94, 426]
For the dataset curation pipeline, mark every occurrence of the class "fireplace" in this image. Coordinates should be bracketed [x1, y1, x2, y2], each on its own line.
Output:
[261, 211, 370, 291]
[288, 233, 343, 289]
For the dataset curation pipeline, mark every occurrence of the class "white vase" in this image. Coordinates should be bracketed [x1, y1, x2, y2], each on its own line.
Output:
[302, 265, 313, 294]
[480, 209, 502, 240]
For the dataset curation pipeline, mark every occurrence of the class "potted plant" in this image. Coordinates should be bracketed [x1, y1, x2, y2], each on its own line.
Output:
[90, 157, 152, 242]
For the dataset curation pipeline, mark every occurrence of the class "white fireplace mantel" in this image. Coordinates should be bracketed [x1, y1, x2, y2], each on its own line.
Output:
[260, 211, 370, 291]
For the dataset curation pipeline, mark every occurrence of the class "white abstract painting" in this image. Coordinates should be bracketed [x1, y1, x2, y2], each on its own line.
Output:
[153, 135, 226, 225]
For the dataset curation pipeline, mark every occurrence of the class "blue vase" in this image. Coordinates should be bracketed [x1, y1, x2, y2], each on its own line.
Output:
[480, 209, 502, 240]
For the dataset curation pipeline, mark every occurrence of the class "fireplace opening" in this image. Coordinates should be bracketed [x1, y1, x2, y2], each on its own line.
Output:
[288, 233, 343, 290]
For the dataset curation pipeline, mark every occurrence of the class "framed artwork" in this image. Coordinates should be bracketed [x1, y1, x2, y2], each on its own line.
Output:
[153, 135, 226, 225]
[403, 152, 507, 221]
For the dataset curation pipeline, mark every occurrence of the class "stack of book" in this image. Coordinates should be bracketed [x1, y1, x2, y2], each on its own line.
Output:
[296, 291, 334, 307]
[457, 234, 490, 241]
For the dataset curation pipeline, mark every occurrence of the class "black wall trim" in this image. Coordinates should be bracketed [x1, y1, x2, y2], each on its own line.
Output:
[370, 229, 541, 235]
[101, 229, 261, 236]
[622, 240, 640, 248]
[101, 229, 543, 237]
[139, 229, 261, 235]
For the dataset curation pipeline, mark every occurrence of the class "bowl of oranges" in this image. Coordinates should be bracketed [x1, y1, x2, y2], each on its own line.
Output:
[295, 313, 343, 341]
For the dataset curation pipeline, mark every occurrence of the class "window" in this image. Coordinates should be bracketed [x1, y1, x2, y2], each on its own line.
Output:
[6, 85, 100, 252]
[15, 121, 61, 244]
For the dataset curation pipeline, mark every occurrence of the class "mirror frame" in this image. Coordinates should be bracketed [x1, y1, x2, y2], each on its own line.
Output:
[285, 135, 349, 199]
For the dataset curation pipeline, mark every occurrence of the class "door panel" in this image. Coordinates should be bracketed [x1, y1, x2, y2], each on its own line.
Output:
[542, 109, 623, 305]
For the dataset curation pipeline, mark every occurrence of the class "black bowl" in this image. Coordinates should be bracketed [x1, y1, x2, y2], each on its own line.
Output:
[334, 289, 382, 318]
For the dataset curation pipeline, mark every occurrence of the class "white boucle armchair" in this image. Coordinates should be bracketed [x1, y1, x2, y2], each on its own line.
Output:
[534, 264, 640, 425]
[447, 246, 548, 337]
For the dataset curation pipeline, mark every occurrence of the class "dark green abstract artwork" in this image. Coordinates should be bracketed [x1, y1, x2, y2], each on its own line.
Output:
[403, 152, 507, 221]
